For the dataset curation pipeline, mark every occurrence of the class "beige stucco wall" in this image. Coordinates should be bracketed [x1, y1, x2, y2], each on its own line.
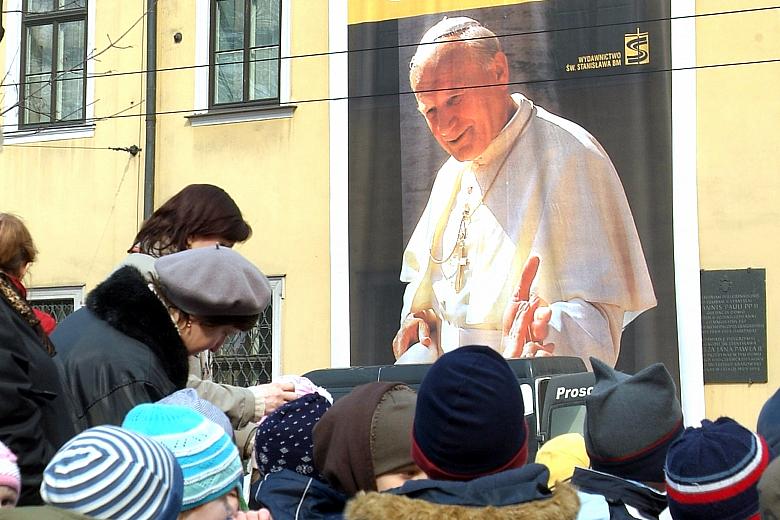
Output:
[153, 0, 331, 375]
[697, 0, 780, 425]
[0, 0, 332, 376]
[0, 1, 147, 290]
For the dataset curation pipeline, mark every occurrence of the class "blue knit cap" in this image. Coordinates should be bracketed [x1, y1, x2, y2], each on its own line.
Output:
[122, 403, 243, 511]
[666, 417, 769, 520]
[255, 393, 331, 479]
[40, 425, 183, 520]
[411, 345, 528, 480]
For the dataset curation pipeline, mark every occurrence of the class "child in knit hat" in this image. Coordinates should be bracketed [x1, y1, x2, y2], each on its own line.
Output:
[313, 382, 423, 497]
[249, 393, 342, 518]
[571, 357, 683, 520]
[40, 426, 183, 519]
[665, 417, 769, 520]
[343, 347, 581, 520]
[123, 403, 245, 518]
[0, 441, 20, 508]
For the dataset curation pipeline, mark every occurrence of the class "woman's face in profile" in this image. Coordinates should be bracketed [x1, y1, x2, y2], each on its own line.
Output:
[179, 318, 238, 355]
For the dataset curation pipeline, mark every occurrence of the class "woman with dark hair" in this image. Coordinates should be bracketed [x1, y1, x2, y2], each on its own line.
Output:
[0, 213, 77, 506]
[129, 184, 252, 256]
[110, 184, 295, 459]
[52, 246, 272, 431]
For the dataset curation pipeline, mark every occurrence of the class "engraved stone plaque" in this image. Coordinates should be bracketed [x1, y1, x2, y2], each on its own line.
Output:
[700, 269, 767, 384]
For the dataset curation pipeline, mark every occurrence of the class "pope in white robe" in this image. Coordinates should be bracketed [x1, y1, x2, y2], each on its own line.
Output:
[393, 17, 656, 367]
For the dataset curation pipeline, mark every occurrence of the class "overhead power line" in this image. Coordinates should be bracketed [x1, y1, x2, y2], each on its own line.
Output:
[2, 4, 780, 89]
[2, 54, 780, 132]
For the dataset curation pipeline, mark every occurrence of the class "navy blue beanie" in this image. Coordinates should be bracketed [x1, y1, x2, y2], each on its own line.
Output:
[666, 417, 769, 520]
[758, 388, 780, 461]
[255, 393, 331, 480]
[411, 345, 527, 480]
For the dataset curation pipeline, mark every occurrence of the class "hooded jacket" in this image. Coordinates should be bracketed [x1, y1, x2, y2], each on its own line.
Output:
[345, 464, 580, 520]
[52, 266, 189, 430]
[252, 469, 346, 520]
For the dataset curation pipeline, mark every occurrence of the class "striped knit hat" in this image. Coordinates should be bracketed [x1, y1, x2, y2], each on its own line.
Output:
[0, 440, 21, 497]
[40, 426, 183, 520]
[665, 417, 769, 520]
[122, 403, 243, 511]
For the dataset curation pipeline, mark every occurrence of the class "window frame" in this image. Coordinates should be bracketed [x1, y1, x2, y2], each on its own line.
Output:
[208, 0, 282, 109]
[27, 285, 85, 318]
[18, 0, 89, 129]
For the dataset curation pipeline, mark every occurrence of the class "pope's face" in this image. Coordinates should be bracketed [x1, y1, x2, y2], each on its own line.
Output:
[412, 43, 512, 162]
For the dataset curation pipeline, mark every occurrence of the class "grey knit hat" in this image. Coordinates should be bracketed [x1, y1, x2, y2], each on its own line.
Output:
[584, 357, 683, 483]
[155, 245, 271, 316]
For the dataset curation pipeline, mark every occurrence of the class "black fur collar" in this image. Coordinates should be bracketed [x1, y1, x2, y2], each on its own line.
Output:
[86, 266, 189, 388]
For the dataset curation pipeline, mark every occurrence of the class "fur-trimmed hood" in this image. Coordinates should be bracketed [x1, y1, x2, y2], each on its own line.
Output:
[345, 482, 579, 520]
[86, 265, 189, 388]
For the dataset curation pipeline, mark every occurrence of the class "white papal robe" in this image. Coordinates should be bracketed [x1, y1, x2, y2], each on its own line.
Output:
[400, 94, 656, 366]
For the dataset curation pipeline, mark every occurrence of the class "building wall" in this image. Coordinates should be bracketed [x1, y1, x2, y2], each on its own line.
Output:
[697, 0, 780, 425]
[0, 0, 332, 376]
[154, 0, 332, 375]
[0, 0, 146, 291]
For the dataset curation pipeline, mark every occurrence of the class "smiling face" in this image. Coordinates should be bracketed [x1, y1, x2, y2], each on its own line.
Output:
[411, 42, 515, 162]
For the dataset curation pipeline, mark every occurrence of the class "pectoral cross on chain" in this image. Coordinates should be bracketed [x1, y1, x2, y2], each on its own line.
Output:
[454, 204, 470, 293]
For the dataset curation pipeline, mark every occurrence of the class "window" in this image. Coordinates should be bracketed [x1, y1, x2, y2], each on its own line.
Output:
[19, 0, 87, 127]
[27, 285, 85, 323]
[211, 276, 284, 385]
[209, 0, 281, 107]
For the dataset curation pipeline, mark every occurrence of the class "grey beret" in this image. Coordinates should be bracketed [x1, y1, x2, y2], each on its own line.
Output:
[155, 245, 271, 316]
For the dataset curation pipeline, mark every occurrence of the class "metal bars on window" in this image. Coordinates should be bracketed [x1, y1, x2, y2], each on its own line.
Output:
[19, 0, 87, 127]
[209, 0, 281, 107]
[211, 304, 273, 386]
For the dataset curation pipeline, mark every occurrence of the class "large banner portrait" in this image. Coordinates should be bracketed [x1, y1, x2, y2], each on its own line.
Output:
[346, 0, 677, 381]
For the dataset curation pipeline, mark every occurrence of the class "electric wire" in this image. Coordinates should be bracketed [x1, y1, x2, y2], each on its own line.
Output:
[2, 4, 780, 89]
[2, 54, 780, 133]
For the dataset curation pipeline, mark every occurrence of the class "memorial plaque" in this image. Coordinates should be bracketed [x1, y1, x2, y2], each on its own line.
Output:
[701, 269, 767, 384]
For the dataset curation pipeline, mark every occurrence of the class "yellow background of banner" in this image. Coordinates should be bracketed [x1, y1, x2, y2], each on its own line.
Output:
[348, 0, 544, 25]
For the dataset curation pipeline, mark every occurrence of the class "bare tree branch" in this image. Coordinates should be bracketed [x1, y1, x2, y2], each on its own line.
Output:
[1, 0, 155, 119]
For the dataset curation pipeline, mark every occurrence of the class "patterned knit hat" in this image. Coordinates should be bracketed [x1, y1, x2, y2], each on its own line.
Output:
[665, 417, 769, 520]
[122, 403, 243, 511]
[158, 388, 234, 440]
[412, 345, 527, 481]
[40, 426, 183, 520]
[255, 393, 331, 479]
[0, 440, 20, 497]
[584, 357, 683, 483]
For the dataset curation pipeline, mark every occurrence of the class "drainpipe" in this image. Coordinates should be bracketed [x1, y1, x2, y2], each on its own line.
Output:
[143, 0, 157, 218]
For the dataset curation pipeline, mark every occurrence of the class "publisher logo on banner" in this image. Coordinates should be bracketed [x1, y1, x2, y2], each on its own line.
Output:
[625, 27, 650, 65]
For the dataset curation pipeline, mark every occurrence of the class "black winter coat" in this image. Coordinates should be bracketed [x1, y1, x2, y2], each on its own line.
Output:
[571, 467, 668, 520]
[52, 266, 190, 430]
[0, 273, 77, 506]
